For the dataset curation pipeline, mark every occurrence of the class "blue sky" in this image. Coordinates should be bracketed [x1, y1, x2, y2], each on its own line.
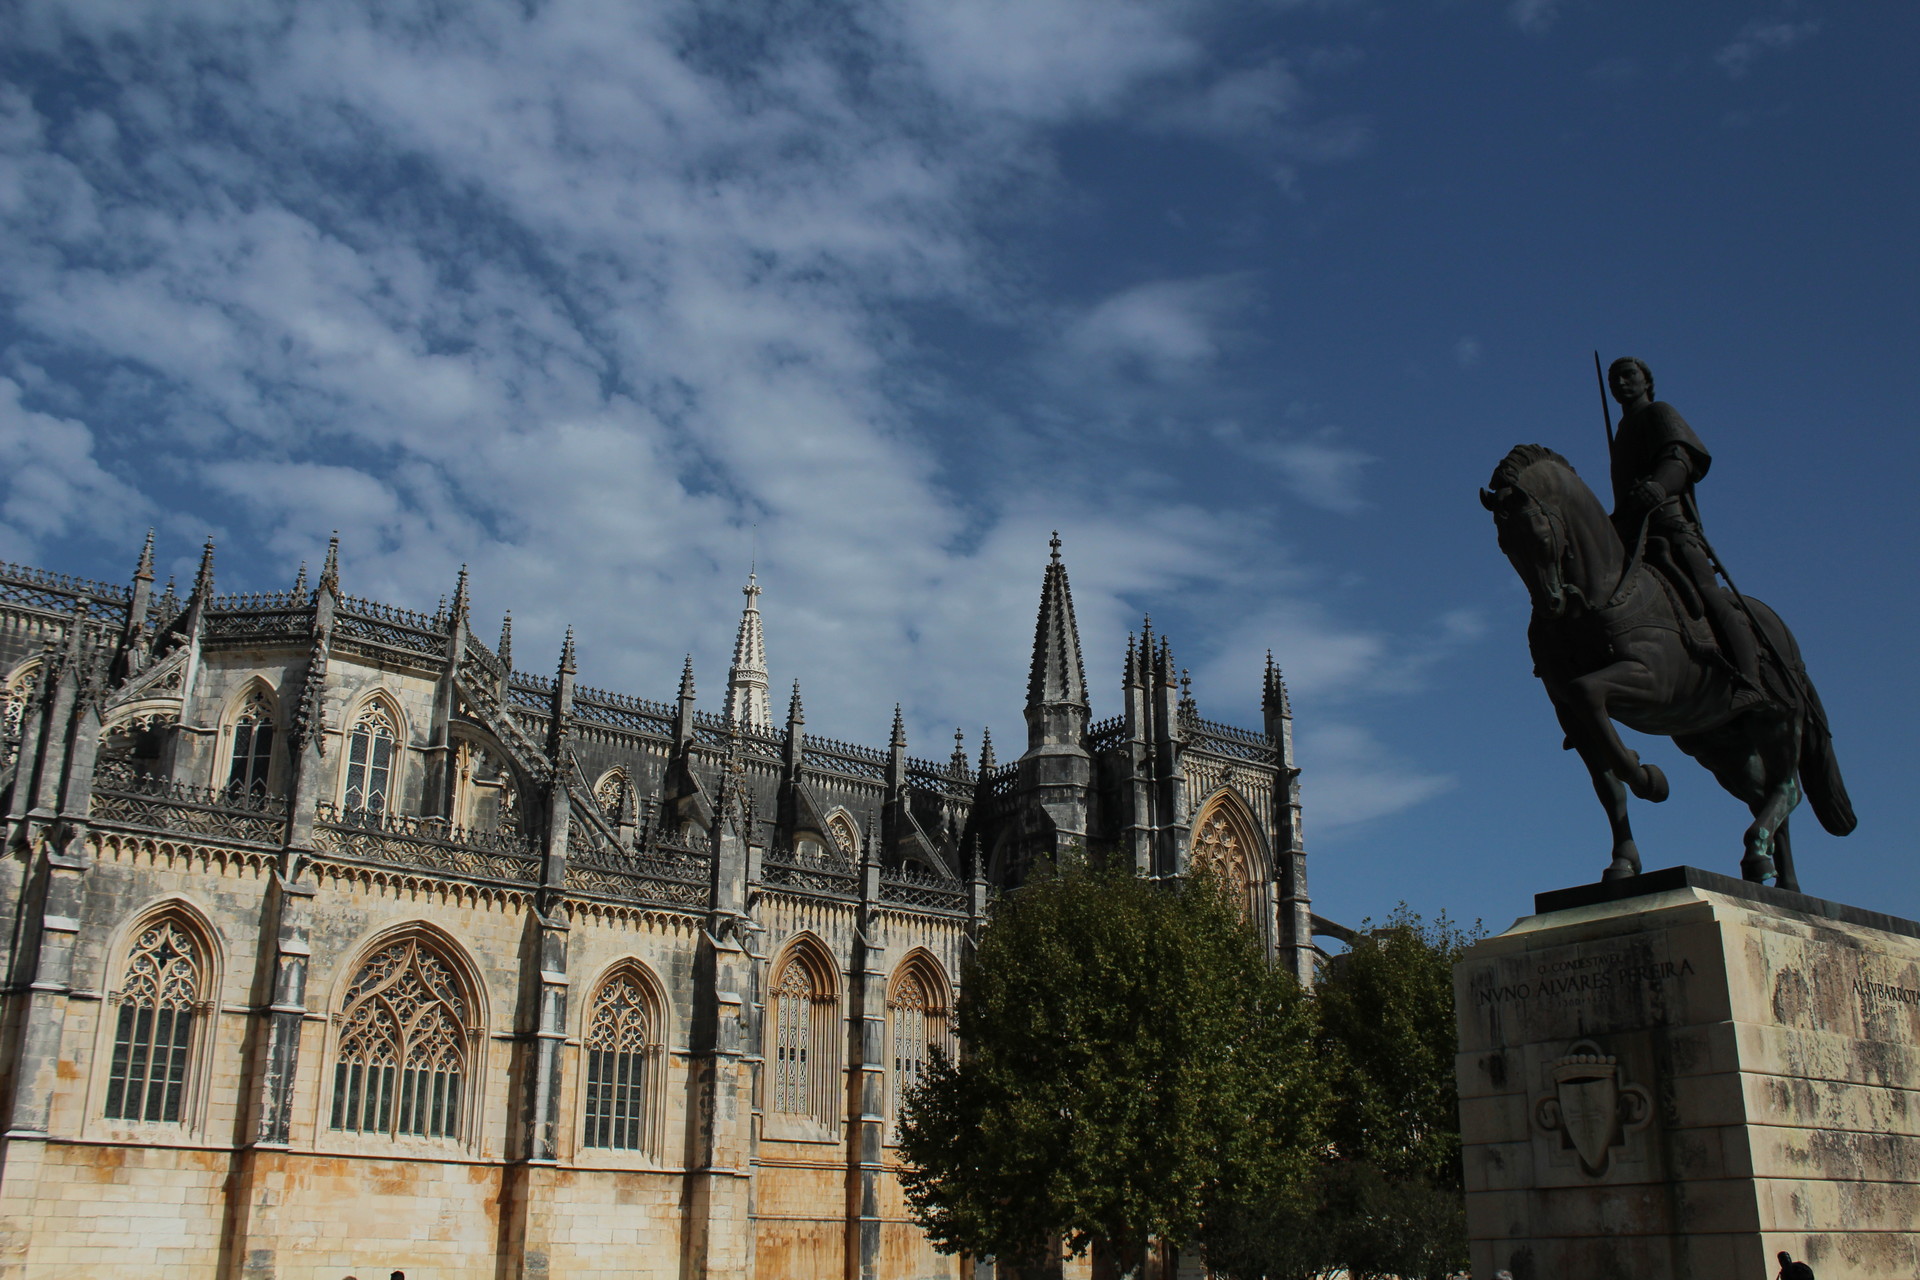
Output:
[3, 0, 1915, 930]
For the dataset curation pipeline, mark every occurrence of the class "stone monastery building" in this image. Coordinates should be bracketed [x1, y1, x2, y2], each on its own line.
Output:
[0, 531, 1316, 1280]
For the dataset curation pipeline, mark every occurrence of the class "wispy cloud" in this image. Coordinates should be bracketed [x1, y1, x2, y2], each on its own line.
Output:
[0, 0, 1433, 834]
[1715, 15, 1821, 77]
[1507, 0, 1564, 36]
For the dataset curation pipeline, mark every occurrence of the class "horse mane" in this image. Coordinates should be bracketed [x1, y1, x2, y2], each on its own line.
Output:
[1491, 443, 1576, 494]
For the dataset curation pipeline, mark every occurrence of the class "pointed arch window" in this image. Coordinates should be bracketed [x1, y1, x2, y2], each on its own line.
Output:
[825, 812, 859, 857]
[2, 661, 40, 771]
[1191, 796, 1259, 919]
[226, 687, 276, 796]
[104, 920, 202, 1123]
[344, 704, 399, 815]
[889, 959, 951, 1142]
[330, 938, 469, 1140]
[769, 947, 837, 1127]
[582, 972, 660, 1152]
[593, 771, 628, 823]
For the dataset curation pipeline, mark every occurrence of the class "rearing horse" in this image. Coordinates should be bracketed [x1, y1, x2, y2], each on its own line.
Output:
[1482, 445, 1854, 890]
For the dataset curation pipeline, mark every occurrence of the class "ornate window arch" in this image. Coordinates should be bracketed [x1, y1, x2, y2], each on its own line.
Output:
[342, 698, 403, 815]
[593, 769, 630, 823]
[579, 963, 666, 1156]
[767, 935, 840, 1130]
[888, 951, 953, 1143]
[102, 911, 216, 1126]
[1189, 789, 1266, 919]
[2, 658, 42, 771]
[824, 810, 860, 857]
[223, 681, 278, 796]
[328, 934, 476, 1141]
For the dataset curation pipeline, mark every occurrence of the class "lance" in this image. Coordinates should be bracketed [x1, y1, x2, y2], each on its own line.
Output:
[1593, 350, 1614, 452]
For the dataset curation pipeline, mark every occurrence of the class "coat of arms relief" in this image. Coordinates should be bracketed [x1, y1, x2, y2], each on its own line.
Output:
[1532, 1039, 1653, 1177]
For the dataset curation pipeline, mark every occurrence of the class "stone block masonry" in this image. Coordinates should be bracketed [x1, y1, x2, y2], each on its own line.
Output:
[1455, 866, 1920, 1280]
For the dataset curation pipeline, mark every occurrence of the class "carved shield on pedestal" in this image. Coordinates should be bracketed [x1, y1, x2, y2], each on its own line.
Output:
[1533, 1039, 1652, 1177]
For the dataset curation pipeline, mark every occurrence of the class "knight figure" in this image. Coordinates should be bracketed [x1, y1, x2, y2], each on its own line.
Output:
[1606, 356, 1765, 710]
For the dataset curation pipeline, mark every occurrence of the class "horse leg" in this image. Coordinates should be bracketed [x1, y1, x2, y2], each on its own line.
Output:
[1555, 702, 1641, 879]
[1771, 819, 1799, 893]
[1567, 662, 1671, 803]
[1741, 719, 1803, 885]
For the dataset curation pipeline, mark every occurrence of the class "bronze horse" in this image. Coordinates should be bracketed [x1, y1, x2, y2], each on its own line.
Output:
[1482, 445, 1854, 890]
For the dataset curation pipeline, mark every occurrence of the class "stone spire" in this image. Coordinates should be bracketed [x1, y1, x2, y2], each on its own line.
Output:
[1024, 532, 1089, 749]
[134, 529, 155, 585]
[192, 537, 216, 599]
[1263, 650, 1291, 719]
[724, 570, 772, 729]
[319, 532, 340, 595]
[451, 565, 470, 627]
[977, 726, 995, 775]
[292, 561, 308, 597]
[498, 612, 513, 672]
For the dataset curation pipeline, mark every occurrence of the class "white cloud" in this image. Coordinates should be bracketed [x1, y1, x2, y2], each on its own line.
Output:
[1715, 17, 1820, 77]
[0, 0, 1455, 838]
[1297, 722, 1452, 830]
[0, 377, 149, 560]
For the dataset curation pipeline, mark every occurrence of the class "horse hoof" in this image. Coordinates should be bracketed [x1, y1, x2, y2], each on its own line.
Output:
[1742, 855, 1775, 884]
[1632, 764, 1669, 803]
[1602, 859, 1640, 882]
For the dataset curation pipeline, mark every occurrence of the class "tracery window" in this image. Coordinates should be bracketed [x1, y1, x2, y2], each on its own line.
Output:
[769, 947, 836, 1126]
[825, 812, 859, 856]
[890, 970, 931, 1139]
[593, 770, 628, 823]
[772, 962, 813, 1115]
[1191, 801, 1256, 918]
[1, 662, 40, 771]
[226, 687, 275, 796]
[582, 972, 658, 1152]
[330, 938, 469, 1140]
[343, 704, 399, 814]
[104, 920, 202, 1124]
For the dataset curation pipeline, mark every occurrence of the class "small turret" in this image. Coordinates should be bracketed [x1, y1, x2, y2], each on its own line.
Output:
[725, 571, 772, 729]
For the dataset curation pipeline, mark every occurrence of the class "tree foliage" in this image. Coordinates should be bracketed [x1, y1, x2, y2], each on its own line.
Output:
[897, 857, 1325, 1271]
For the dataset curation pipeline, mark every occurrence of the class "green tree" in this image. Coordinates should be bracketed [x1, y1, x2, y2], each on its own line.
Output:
[1206, 906, 1478, 1280]
[897, 857, 1325, 1276]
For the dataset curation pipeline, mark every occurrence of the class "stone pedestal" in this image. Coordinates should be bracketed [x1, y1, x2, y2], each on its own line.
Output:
[1454, 867, 1920, 1280]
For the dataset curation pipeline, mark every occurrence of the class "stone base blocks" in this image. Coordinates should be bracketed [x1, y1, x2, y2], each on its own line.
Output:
[1455, 867, 1920, 1280]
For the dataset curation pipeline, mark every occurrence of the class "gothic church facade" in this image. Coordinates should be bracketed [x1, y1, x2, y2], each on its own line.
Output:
[0, 532, 1314, 1280]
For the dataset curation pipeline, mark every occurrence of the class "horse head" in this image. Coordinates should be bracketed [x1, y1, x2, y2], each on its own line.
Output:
[1483, 444, 1605, 619]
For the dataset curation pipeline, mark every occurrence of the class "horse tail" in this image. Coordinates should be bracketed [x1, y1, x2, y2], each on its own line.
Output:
[1799, 678, 1857, 836]
[1749, 597, 1856, 838]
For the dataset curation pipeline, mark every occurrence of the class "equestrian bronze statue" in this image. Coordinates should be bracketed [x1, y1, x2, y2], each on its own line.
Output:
[1481, 361, 1854, 890]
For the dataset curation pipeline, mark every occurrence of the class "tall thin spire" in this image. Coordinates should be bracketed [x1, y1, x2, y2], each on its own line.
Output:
[787, 679, 805, 726]
[725, 570, 772, 728]
[134, 529, 155, 583]
[498, 612, 513, 672]
[1263, 649, 1292, 718]
[192, 537, 216, 598]
[451, 565, 470, 625]
[679, 654, 696, 702]
[559, 625, 577, 676]
[977, 726, 996, 775]
[319, 532, 340, 595]
[1024, 532, 1089, 748]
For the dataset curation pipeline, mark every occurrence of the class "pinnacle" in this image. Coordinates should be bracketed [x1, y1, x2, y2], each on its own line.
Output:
[192, 537, 216, 596]
[320, 532, 341, 593]
[559, 626, 576, 676]
[978, 726, 996, 773]
[890, 703, 907, 748]
[679, 654, 696, 700]
[1026, 536, 1088, 709]
[498, 612, 513, 668]
[293, 562, 308, 595]
[787, 679, 805, 724]
[135, 528, 155, 581]
[452, 564, 470, 619]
